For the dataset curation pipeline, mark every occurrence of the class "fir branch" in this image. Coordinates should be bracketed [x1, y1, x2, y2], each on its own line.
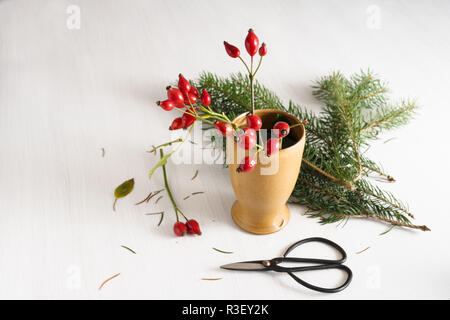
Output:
[196, 71, 428, 232]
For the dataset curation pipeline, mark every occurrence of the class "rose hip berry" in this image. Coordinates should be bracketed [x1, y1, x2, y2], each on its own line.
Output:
[245, 29, 259, 57]
[186, 219, 201, 235]
[215, 121, 233, 137]
[224, 41, 240, 58]
[259, 43, 267, 56]
[273, 121, 290, 138]
[189, 86, 199, 98]
[173, 222, 187, 237]
[181, 108, 197, 128]
[201, 89, 211, 106]
[169, 117, 183, 130]
[246, 114, 262, 131]
[183, 92, 197, 105]
[238, 129, 257, 150]
[178, 74, 191, 95]
[265, 138, 281, 157]
[237, 156, 257, 173]
[157, 99, 175, 111]
[166, 87, 185, 107]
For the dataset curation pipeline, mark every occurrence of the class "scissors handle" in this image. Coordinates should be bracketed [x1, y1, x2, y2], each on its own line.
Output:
[283, 237, 347, 264]
[286, 264, 353, 293]
[276, 237, 352, 293]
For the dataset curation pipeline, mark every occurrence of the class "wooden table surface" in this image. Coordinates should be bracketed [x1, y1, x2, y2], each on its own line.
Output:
[1, 0, 449, 299]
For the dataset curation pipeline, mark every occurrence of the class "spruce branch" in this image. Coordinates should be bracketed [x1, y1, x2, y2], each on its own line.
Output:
[196, 70, 429, 232]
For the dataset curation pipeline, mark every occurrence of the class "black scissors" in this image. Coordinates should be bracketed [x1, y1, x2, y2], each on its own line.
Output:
[220, 237, 352, 293]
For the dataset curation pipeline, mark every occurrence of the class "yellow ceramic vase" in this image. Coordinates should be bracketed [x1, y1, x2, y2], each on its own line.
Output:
[228, 109, 306, 234]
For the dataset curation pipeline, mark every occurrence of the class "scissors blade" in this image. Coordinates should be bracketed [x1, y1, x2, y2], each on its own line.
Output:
[220, 261, 267, 271]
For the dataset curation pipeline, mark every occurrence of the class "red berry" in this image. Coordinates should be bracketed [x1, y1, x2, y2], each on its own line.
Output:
[178, 74, 191, 95]
[246, 114, 262, 131]
[186, 219, 201, 235]
[201, 89, 211, 106]
[224, 41, 240, 58]
[183, 92, 197, 105]
[237, 156, 257, 173]
[181, 108, 197, 128]
[243, 127, 257, 137]
[166, 87, 184, 106]
[157, 99, 175, 111]
[265, 138, 280, 157]
[238, 129, 257, 150]
[214, 121, 233, 137]
[189, 86, 199, 98]
[169, 117, 183, 130]
[273, 121, 290, 138]
[245, 29, 259, 57]
[173, 222, 187, 237]
[259, 43, 267, 56]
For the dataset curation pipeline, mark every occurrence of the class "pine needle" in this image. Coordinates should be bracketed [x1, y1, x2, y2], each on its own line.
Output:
[98, 273, 120, 290]
[154, 196, 163, 204]
[355, 246, 370, 254]
[201, 278, 223, 281]
[121, 245, 136, 254]
[213, 247, 233, 254]
[191, 170, 199, 180]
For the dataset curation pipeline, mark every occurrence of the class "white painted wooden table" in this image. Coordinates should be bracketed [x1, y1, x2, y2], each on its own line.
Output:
[1, 0, 449, 299]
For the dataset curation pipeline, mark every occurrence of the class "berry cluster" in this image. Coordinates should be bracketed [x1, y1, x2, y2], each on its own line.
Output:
[156, 74, 235, 134]
[173, 219, 201, 237]
[151, 28, 302, 235]
[235, 119, 294, 173]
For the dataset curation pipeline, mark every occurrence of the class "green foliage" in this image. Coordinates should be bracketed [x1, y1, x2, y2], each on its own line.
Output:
[196, 70, 429, 231]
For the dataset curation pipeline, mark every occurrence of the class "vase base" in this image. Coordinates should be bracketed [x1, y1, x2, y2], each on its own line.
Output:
[231, 201, 290, 235]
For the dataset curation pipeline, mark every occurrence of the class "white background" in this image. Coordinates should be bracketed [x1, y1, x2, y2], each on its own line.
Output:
[1, 0, 449, 299]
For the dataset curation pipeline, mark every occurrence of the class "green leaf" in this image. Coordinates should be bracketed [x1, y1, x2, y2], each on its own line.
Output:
[113, 178, 134, 211]
[114, 178, 135, 198]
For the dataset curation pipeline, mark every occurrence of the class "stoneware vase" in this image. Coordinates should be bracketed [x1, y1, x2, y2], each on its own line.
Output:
[228, 109, 306, 234]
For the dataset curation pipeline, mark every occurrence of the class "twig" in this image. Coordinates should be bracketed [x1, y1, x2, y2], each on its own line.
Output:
[301, 179, 427, 231]
[147, 139, 183, 154]
[302, 159, 355, 190]
[362, 164, 396, 182]
[201, 278, 223, 281]
[98, 273, 120, 290]
[332, 213, 429, 231]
